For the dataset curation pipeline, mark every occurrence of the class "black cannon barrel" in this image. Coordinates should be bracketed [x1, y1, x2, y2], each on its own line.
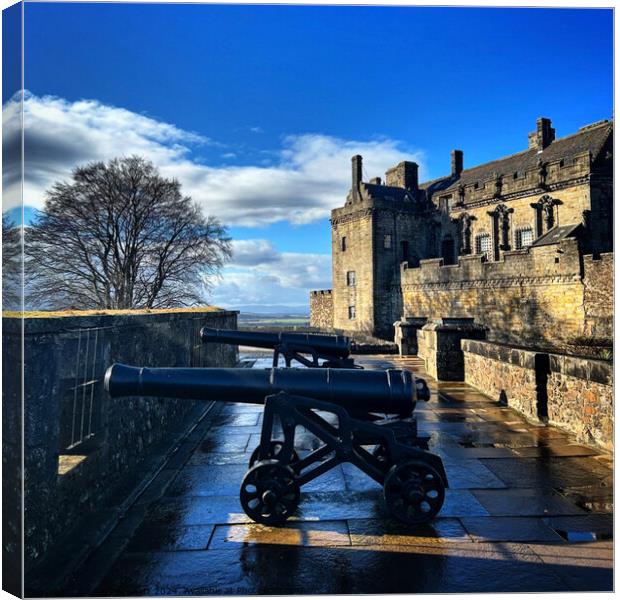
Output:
[105, 364, 417, 417]
[200, 327, 351, 359]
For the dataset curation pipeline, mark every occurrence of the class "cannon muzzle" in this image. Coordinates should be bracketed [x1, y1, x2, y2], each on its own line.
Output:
[105, 364, 419, 417]
[200, 327, 351, 359]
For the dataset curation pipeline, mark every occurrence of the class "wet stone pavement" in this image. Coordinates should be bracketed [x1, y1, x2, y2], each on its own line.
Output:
[70, 355, 613, 595]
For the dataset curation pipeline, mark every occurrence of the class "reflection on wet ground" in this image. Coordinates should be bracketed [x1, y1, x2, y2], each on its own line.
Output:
[67, 354, 612, 595]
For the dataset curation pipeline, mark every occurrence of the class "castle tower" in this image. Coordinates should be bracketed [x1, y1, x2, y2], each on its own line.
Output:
[330, 155, 426, 338]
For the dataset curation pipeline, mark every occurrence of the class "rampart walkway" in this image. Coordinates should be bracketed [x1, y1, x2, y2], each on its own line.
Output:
[65, 355, 612, 595]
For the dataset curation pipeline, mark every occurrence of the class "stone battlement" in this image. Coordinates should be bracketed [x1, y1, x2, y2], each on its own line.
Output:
[401, 237, 582, 287]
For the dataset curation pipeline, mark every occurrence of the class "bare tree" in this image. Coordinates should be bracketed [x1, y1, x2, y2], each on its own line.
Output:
[27, 157, 232, 310]
[2, 214, 22, 310]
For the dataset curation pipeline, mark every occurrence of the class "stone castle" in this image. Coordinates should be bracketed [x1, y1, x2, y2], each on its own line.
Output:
[310, 117, 613, 352]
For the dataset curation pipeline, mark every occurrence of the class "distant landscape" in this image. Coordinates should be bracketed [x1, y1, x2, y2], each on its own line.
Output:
[238, 311, 311, 329]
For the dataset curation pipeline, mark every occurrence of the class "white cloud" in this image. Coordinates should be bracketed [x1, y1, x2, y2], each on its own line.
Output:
[208, 239, 331, 309]
[230, 239, 280, 266]
[3, 92, 426, 226]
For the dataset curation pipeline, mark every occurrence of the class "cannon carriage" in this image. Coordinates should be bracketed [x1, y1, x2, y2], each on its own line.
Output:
[201, 327, 360, 369]
[105, 364, 447, 526]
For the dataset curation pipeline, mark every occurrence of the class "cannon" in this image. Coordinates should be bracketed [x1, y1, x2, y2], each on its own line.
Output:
[200, 327, 359, 369]
[105, 364, 447, 526]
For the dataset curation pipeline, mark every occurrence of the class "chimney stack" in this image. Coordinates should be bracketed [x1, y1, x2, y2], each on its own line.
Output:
[385, 161, 419, 191]
[351, 155, 363, 198]
[529, 117, 555, 152]
[451, 149, 464, 176]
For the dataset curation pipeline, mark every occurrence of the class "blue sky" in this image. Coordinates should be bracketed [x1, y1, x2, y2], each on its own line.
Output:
[3, 3, 613, 311]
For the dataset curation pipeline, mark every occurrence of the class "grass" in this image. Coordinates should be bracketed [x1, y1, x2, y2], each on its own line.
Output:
[2, 306, 226, 318]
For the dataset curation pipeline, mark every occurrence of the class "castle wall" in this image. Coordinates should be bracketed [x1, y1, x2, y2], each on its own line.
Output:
[400, 238, 592, 348]
[309, 289, 334, 330]
[3, 309, 238, 582]
[450, 182, 591, 253]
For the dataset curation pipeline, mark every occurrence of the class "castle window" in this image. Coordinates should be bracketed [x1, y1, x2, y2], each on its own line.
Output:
[440, 195, 452, 213]
[348, 305, 356, 320]
[341, 236, 347, 251]
[384, 234, 392, 249]
[346, 271, 356, 286]
[515, 227, 534, 250]
[475, 233, 492, 260]
[401, 240, 409, 262]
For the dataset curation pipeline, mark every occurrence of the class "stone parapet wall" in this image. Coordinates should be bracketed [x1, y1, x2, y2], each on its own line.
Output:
[462, 340, 543, 421]
[547, 354, 613, 451]
[3, 308, 238, 576]
[462, 339, 613, 450]
[401, 239, 601, 348]
[309, 289, 334, 330]
[417, 319, 486, 381]
[583, 253, 613, 340]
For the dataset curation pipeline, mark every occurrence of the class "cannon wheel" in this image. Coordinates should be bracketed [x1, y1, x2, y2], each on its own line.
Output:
[248, 441, 300, 468]
[240, 460, 300, 525]
[383, 460, 445, 525]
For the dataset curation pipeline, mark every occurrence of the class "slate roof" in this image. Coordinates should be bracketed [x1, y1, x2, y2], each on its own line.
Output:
[359, 119, 612, 204]
[531, 223, 583, 247]
[435, 120, 613, 194]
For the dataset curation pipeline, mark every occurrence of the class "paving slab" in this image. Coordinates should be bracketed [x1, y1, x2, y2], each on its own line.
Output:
[187, 451, 250, 466]
[480, 456, 612, 489]
[209, 520, 351, 549]
[347, 517, 471, 545]
[141, 495, 253, 527]
[442, 459, 507, 489]
[438, 446, 517, 459]
[301, 465, 347, 492]
[439, 490, 490, 517]
[126, 523, 215, 552]
[195, 433, 251, 454]
[542, 514, 614, 541]
[472, 488, 586, 517]
[292, 490, 384, 521]
[166, 464, 248, 497]
[460, 516, 566, 542]
[511, 444, 600, 458]
[211, 412, 261, 427]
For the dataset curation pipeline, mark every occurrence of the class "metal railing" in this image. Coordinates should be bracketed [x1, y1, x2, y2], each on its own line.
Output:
[59, 328, 104, 453]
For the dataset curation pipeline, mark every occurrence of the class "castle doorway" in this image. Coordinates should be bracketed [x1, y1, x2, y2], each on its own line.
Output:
[441, 237, 456, 265]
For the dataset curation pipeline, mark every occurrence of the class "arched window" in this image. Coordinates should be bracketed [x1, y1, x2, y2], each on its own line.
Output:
[515, 227, 534, 250]
[475, 233, 492, 260]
